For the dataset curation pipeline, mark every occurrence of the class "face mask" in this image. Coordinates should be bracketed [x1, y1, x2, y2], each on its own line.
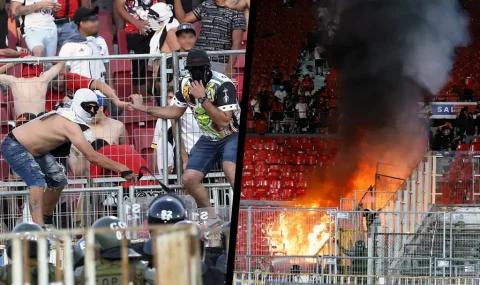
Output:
[188, 66, 212, 86]
[72, 89, 100, 125]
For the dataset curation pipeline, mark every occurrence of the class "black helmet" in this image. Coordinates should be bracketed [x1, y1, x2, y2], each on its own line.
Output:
[176, 23, 196, 36]
[6, 222, 45, 259]
[185, 49, 211, 68]
[73, 239, 86, 268]
[148, 194, 187, 225]
[92, 216, 141, 259]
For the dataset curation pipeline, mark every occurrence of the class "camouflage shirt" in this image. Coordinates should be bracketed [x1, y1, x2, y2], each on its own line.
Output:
[0, 263, 60, 285]
[74, 259, 154, 285]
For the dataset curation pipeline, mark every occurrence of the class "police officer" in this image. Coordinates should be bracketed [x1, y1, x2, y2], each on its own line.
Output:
[0, 222, 60, 284]
[131, 193, 188, 267]
[74, 216, 154, 284]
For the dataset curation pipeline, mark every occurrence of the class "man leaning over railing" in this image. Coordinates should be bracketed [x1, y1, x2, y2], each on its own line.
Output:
[128, 49, 239, 229]
[0, 89, 137, 233]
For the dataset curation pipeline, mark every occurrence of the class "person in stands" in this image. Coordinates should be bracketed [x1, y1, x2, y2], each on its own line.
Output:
[295, 96, 309, 134]
[69, 101, 127, 177]
[59, 7, 122, 116]
[1, 89, 136, 228]
[173, 0, 246, 76]
[55, 0, 92, 46]
[10, 0, 61, 58]
[148, 2, 180, 90]
[128, 49, 240, 228]
[270, 66, 282, 93]
[274, 85, 287, 104]
[271, 96, 283, 133]
[249, 94, 261, 120]
[115, 0, 158, 96]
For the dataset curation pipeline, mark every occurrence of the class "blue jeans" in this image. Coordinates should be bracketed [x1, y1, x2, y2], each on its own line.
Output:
[1, 136, 68, 188]
[272, 85, 281, 92]
[186, 133, 238, 175]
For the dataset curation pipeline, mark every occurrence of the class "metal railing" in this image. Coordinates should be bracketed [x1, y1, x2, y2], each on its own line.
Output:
[0, 224, 202, 285]
[235, 207, 480, 278]
[0, 49, 244, 186]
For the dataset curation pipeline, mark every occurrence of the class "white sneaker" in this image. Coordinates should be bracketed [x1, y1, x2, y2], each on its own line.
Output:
[43, 224, 57, 243]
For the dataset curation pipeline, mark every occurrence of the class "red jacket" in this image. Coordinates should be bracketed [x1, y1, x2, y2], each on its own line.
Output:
[90, 145, 152, 188]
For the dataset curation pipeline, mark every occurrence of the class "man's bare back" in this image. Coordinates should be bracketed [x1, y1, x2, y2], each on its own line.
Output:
[12, 114, 75, 157]
[0, 62, 65, 117]
[89, 117, 126, 145]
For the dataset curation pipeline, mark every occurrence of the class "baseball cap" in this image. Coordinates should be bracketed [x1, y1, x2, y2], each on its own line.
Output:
[185, 49, 211, 68]
[176, 23, 196, 36]
[16, 113, 37, 127]
[73, 6, 99, 25]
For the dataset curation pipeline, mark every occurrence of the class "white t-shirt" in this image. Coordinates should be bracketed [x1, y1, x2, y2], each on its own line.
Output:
[59, 36, 109, 82]
[179, 107, 201, 154]
[250, 98, 260, 113]
[295, 102, 308, 119]
[149, 19, 180, 55]
[13, 0, 56, 29]
[152, 119, 174, 174]
[314, 46, 324, 60]
[275, 90, 287, 103]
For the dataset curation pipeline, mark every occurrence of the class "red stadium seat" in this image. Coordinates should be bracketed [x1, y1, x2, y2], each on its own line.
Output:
[118, 105, 157, 144]
[266, 156, 279, 165]
[269, 164, 282, 172]
[295, 172, 307, 181]
[255, 120, 267, 134]
[266, 171, 281, 179]
[242, 186, 255, 199]
[117, 30, 129, 54]
[0, 159, 10, 181]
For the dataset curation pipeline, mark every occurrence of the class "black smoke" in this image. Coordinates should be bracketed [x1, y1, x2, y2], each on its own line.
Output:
[330, 0, 470, 185]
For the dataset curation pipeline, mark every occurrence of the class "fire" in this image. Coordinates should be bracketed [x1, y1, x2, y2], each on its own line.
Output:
[266, 206, 332, 257]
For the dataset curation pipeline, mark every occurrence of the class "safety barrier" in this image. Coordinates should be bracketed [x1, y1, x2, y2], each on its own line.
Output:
[233, 272, 480, 285]
[0, 49, 244, 186]
[235, 207, 480, 278]
[0, 184, 232, 236]
[0, 224, 202, 285]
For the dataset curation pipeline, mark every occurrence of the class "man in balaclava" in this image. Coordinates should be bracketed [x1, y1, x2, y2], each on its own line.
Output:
[0, 89, 137, 231]
[129, 49, 240, 229]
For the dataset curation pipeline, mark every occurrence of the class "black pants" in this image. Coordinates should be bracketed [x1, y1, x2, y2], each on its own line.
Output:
[126, 32, 155, 86]
[0, 9, 7, 49]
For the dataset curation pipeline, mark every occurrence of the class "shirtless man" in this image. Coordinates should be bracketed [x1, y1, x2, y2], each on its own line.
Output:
[68, 104, 127, 177]
[0, 57, 126, 117]
[226, 0, 250, 29]
[0, 89, 137, 228]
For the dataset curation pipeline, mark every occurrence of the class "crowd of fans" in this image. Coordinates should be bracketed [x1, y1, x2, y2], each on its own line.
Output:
[249, 60, 332, 134]
[428, 102, 480, 151]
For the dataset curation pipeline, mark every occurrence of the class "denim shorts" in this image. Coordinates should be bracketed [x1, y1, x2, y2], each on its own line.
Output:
[1, 136, 68, 188]
[186, 133, 238, 175]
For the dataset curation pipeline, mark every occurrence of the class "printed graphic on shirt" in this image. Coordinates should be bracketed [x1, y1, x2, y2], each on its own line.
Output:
[192, 0, 246, 51]
[173, 71, 240, 140]
[124, 0, 159, 33]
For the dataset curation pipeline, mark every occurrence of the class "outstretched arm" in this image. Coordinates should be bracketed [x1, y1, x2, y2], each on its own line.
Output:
[39, 61, 66, 82]
[129, 94, 186, 119]
[0, 74, 18, 85]
[65, 122, 135, 181]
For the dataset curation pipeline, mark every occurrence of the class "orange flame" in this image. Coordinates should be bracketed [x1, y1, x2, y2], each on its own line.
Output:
[266, 206, 332, 258]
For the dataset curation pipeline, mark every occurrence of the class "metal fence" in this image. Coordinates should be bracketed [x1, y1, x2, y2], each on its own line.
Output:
[235, 207, 480, 279]
[0, 224, 202, 285]
[0, 50, 244, 186]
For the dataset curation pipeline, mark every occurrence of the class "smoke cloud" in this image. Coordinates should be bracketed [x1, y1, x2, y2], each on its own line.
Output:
[311, 0, 470, 203]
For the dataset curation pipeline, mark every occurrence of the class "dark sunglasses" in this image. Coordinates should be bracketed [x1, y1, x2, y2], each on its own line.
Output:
[81, 102, 100, 113]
